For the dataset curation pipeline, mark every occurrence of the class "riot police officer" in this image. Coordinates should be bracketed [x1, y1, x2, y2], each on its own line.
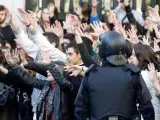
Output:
[74, 31, 155, 120]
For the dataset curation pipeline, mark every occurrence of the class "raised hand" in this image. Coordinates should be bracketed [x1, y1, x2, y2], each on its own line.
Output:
[52, 21, 64, 38]
[148, 63, 159, 86]
[11, 49, 20, 65]
[27, 10, 38, 27]
[153, 38, 160, 52]
[114, 21, 127, 39]
[148, 6, 160, 25]
[152, 24, 160, 39]
[80, 23, 88, 32]
[141, 36, 151, 46]
[37, 50, 51, 64]
[63, 15, 74, 33]
[4, 50, 16, 66]
[64, 65, 85, 77]
[127, 28, 139, 44]
[17, 8, 30, 26]
[90, 21, 105, 37]
[73, 26, 83, 36]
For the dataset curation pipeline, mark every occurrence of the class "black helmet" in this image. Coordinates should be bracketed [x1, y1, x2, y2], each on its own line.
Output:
[98, 31, 127, 66]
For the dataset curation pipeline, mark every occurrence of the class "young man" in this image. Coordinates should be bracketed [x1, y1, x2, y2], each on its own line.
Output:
[65, 43, 84, 120]
[0, 5, 16, 49]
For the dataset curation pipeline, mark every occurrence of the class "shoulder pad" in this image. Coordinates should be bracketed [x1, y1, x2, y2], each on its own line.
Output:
[85, 64, 97, 75]
[123, 64, 140, 73]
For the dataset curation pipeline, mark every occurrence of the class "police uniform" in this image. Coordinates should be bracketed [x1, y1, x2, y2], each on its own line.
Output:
[74, 32, 155, 120]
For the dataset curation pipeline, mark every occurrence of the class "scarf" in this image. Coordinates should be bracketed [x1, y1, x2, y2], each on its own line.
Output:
[36, 82, 59, 120]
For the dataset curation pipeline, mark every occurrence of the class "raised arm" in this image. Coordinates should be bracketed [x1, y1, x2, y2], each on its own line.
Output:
[10, 8, 39, 60]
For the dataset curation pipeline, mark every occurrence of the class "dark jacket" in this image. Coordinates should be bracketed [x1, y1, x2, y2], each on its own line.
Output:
[8, 61, 73, 120]
[0, 25, 16, 49]
[0, 68, 33, 120]
[77, 43, 99, 67]
[75, 63, 155, 120]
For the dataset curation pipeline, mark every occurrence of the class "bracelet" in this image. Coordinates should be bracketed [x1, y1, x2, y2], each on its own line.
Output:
[26, 23, 31, 27]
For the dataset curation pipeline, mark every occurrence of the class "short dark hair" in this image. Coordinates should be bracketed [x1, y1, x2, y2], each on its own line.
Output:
[66, 43, 79, 55]
[43, 32, 59, 48]
[0, 5, 5, 11]
[63, 33, 76, 43]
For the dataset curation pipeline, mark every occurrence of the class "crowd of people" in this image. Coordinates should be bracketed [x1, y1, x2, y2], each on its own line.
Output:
[0, 0, 160, 120]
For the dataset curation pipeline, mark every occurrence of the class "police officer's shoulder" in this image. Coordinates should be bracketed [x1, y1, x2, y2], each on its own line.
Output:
[85, 64, 98, 75]
[123, 63, 140, 73]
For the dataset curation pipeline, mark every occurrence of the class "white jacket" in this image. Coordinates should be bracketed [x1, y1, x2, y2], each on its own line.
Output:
[13, 27, 66, 62]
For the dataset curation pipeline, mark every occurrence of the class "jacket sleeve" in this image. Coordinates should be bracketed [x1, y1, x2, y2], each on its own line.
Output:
[125, 5, 137, 24]
[48, 62, 73, 92]
[132, 73, 155, 120]
[13, 27, 39, 60]
[29, 29, 66, 62]
[25, 61, 49, 77]
[77, 43, 97, 67]
[125, 5, 144, 26]
[74, 75, 90, 120]
[9, 65, 48, 90]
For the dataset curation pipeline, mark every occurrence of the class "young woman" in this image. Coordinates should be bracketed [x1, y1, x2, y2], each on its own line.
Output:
[39, 8, 51, 32]
[48, 3, 58, 24]
[130, 44, 160, 120]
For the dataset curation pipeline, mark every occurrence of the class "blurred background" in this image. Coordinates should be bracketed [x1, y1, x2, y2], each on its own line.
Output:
[0, 0, 160, 21]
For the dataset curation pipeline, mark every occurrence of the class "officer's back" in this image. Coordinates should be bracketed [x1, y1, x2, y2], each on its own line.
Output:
[74, 32, 155, 120]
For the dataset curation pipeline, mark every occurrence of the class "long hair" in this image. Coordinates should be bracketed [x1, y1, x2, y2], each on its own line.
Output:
[39, 8, 50, 31]
[134, 44, 160, 70]
[47, 3, 58, 19]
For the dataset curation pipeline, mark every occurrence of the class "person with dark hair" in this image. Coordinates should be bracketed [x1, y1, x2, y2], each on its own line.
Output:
[48, 3, 58, 24]
[80, 2, 91, 24]
[65, 43, 84, 120]
[43, 32, 59, 48]
[63, 33, 76, 47]
[75, 31, 155, 120]
[65, 43, 82, 65]
[0, 5, 16, 49]
[130, 44, 160, 119]
[125, 40, 133, 58]
[0, 52, 73, 120]
[39, 8, 52, 32]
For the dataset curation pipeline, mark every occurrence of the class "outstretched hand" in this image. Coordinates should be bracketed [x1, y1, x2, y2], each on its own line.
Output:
[17, 8, 30, 26]
[3, 50, 16, 67]
[127, 28, 139, 44]
[90, 21, 106, 37]
[148, 63, 159, 86]
[64, 65, 85, 77]
[11, 49, 20, 65]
